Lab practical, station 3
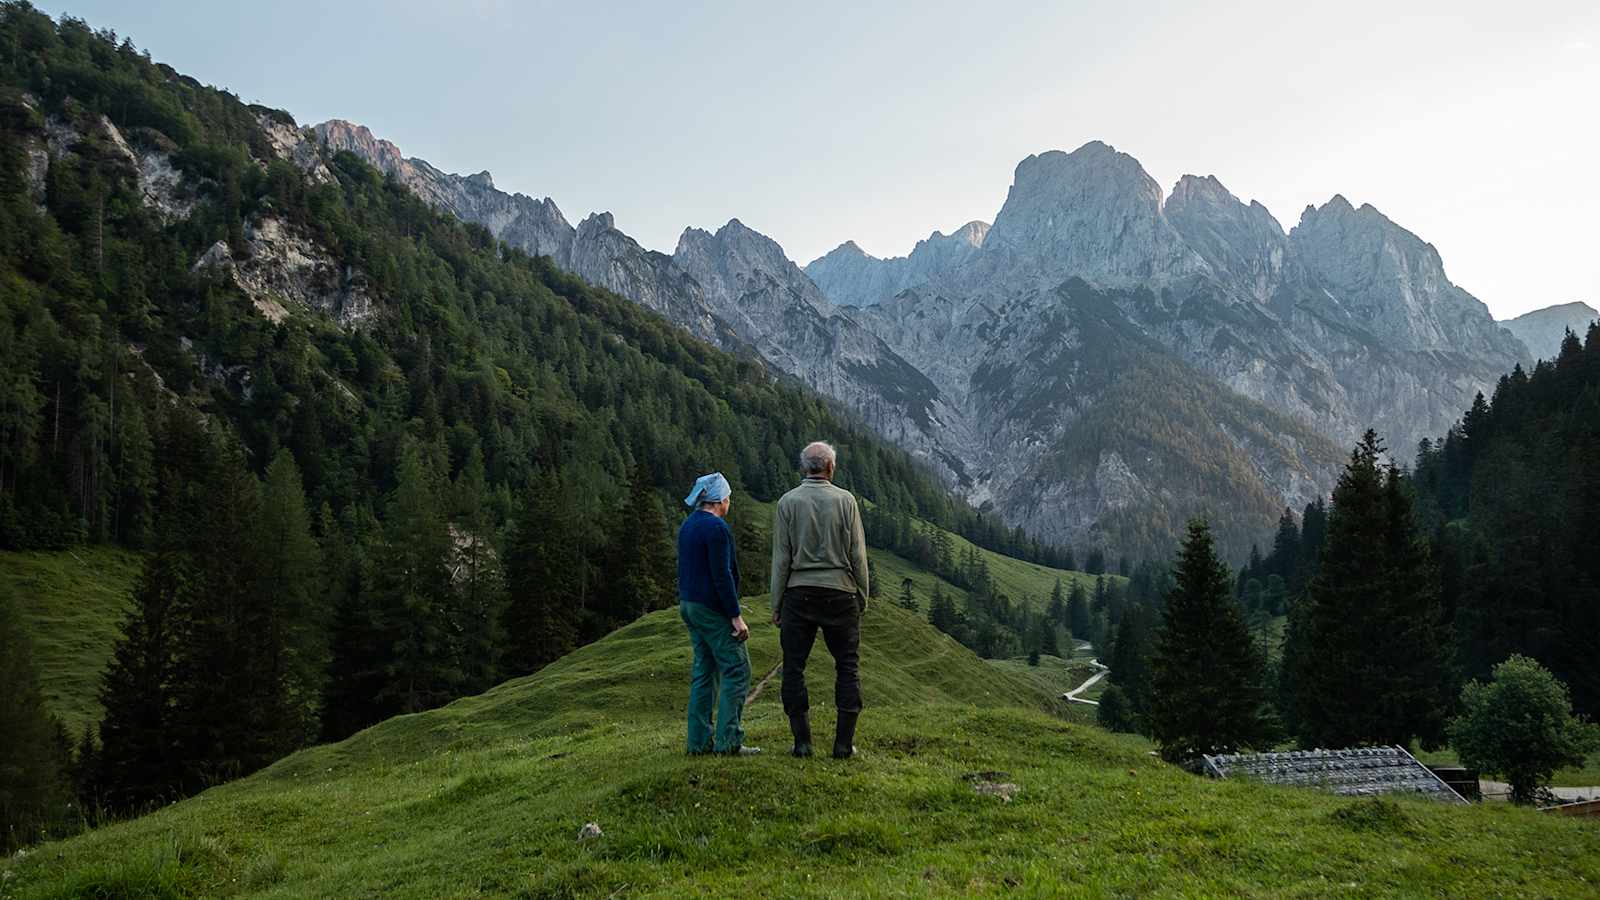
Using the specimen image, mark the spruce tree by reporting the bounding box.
[927,583,956,634]
[95,550,189,809]
[1149,519,1272,762]
[1294,431,1451,748]
[1067,582,1091,644]
[369,444,460,715]
[321,560,388,741]
[502,474,585,676]
[1046,578,1066,626]
[898,578,918,611]
[0,594,70,850]
[603,463,674,628]
[1109,603,1155,727]
[1270,508,1300,581]
[1295,498,1328,595]
[254,450,326,747]
[96,408,214,808]
[1097,684,1137,733]
[1040,617,1061,657]
[168,441,282,790]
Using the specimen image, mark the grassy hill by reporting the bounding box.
[8,602,1598,898]
[1,548,142,735]
[2,493,1102,742]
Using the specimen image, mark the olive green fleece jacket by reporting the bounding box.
[769,476,871,616]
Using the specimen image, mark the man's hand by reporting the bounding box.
[771,610,781,627]
[730,615,750,642]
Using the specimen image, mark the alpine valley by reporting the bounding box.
[317,124,1545,558]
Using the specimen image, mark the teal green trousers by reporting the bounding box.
[679,601,750,753]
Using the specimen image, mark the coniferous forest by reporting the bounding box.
[0,4,1071,844]
[1101,329,1600,761]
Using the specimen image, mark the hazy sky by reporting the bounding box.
[41,0,1598,318]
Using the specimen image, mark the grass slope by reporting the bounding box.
[4,495,1094,742]
[8,603,1598,898]
[1,547,142,734]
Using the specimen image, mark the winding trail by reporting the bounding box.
[1063,642,1109,706]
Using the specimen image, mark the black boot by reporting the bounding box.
[832,710,859,759]
[789,711,813,757]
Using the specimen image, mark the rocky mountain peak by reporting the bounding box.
[578,211,617,234]
[1167,173,1233,207]
[1290,196,1522,358]
[908,220,988,264]
[1164,174,1291,303]
[315,119,407,176]
[675,219,831,315]
[827,239,870,259]
[804,219,992,308]
[983,141,1206,286]
[465,170,494,190]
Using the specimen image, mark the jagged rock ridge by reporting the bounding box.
[303,129,1533,559]
[805,220,989,308]
[312,124,958,474]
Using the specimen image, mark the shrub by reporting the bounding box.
[1447,655,1600,804]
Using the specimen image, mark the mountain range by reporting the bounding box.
[312,124,1552,558]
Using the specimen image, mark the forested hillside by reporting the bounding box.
[1413,327,1600,715]
[0,3,1071,843]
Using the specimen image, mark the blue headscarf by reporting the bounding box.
[684,472,731,508]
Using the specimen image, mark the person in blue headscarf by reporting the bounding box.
[676,472,760,755]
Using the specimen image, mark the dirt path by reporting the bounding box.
[1063,644,1109,706]
[1064,662,1109,705]
[745,663,782,706]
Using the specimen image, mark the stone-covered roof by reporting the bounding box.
[1202,746,1467,803]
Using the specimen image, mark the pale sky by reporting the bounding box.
[42,0,1599,319]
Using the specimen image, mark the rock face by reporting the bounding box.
[980,142,1207,286]
[1499,301,1598,361]
[193,218,375,328]
[316,122,957,475]
[308,125,1534,559]
[315,119,574,265]
[1164,174,1293,305]
[1288,196,1523,358]
[566,212,725,345]
[673,220,958,469]
[831,143,1526,556]
[804,220,988,308]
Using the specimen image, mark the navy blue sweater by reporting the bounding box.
[677,510,741,619]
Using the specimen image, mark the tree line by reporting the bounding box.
[1099,325,1600,778]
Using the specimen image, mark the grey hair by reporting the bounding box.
[799,441,837,475]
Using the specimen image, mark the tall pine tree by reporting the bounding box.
[254,450,326,748]
[502,473,586,676]
[1294,430,1451,748]
[369,444,460,715]
[1149,519,1272,762]
[0,594,71,850]
[602,463,675,629]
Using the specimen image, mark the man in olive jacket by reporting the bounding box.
[770,441,869,759]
